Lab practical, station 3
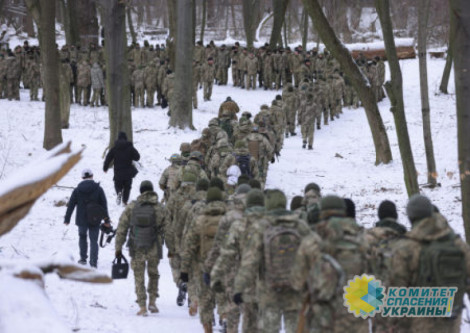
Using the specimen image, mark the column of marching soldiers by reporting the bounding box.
[0,39,386,136]
[154,92,470,333]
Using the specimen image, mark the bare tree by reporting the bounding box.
[26,0,63,150]
[302,0,393,165]
[439,3,454,94]
[269,0,289,49]
[417,0,437,187]
[242,0,261,49]
[376,0,419,196]
[451,0,470,243]
[127,4,137,44]
[61,0,79,46]
[170,0,194,129]
[200,0,207,41]
[75,0,99,47]
[99,0,132,145]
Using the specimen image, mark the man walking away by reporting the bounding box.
[104,131,140,205]
[64,168,110,268]
[115,181,166,316]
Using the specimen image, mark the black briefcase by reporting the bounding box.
[112,255,129,279]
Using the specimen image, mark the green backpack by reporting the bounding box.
[263,220,302,290]
[220,119,233,139]
[417,233,467,314]
[130,202,157,250]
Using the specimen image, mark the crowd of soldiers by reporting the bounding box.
[152,90,469,333]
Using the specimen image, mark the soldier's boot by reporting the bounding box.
[285,132,289,138]
[116,192,122,205]
[203,323,213,333]
[136,306,148,316]
[290,132,297,136]
[148,301,159,313]
[189,299,198,316]
[308,145,313,150]
[221,318,228,333]
[302,141,306,149]
[176,281,187,306]
[317,123,321,130]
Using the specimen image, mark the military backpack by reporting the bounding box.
[220,119,233,139]
[235,153,252,178]
[199,212,224,259]
[130,202,157,250]
[263,220,302,290]
[416,232,467,315]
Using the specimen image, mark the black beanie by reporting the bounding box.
[248,179,261,189]
[237,175,250,185]
[290,196,304,211]
[344,198,356,219]
[196,178,209,192]
[209,177,225,191]
[118,131,128,140]
[378,200,398,220]
[140,180,154,193]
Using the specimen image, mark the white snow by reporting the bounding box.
[0,55,468,332]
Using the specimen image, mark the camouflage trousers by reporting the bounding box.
[217,67,228,85]
[263,70,272,89]
[246,74,257,90]
[131,250,160,307]
[6,78,19,100]
[134,86,145,107]
[322,107,329,125]
[301,123,314,146]
[203,81,213,100]
[287,108,297,134]
[188,261,201,306]
[192,84,198,109]
[30,81,39,101]
[77,85,88,105]
[333,99,342,118]
[241,302,258,333]
[232,67,240,87]
[198,271,216,326]
[91,88,102,106]
[260,306,299,333]
[146,86,156,107]
[0,79,4,98]
[293,72,301,88]
[170,255,181,285]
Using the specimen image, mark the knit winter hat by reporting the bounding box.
[265,189,287,211]
[304,182,321,195]
[246,189,265,208]
[406,194,433,224]
[81,168,93,179]
[290,196,304,211]
[182,172,197,183]
[248,179,261,189]
[378,200,398,220]
[344,198,356,219]
[206,187,223,203]
[236,184,252,195]
[320,195,346,213]
[118,131,127,140]
[209,177,225,191]
[237,175,250,185]
[140,180,154,193]
[196,178,209,192]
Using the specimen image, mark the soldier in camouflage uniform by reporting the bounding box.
[190,128,211,159]
[90,62,105,107]
[263,51,273,90]
[162,69,175,113]
[293,195,370,332]
[204,185,250,332]
[230,47,240,87]
[6,51,21,100]
[298,92,318,150]
[270,96,286,154]
[233,190,312,333]
[331,72,345,120]
[156,59,168,105]
[115,181,165,316]
[192,60,201,109]
[245,52,259,90]
[375,56,386,101]
[158,154,182,203]
[203,57,215,101]
[233,117,252,143]
[219,140,259,185]
[27,54,41,101]
[387,195,470,333]
[175,151,208,190]
[144,60,158,107]
[77,59,91,105]
[282,83,298,137]
[218,96,240,120]
[208,138,234,182]
[216,44,230,85]
[243,125,274,186]
[180,187,227,333]
[132,65,145,108]
[317,73,331,126]
[211,189,265,333]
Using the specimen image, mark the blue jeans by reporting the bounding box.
[78,225,100,267]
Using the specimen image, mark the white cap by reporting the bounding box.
[81,168,93,179]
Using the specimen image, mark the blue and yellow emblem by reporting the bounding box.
[343,274,384,319]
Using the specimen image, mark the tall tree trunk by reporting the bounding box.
[207,0,215,28]
[99,0,132,145]
[451,0,470,243]
[440,4,455,94]
[269,0,289,49]
[418,0,437,186]
[24,11,35,37]
[303,0,393,165]
[63,0,79,46]
[230,0,237,36]
[200,0,206,42]
[37,0,63,149]
[76,0,99,48]
[301,8,308,50]
[170,0,194,129]
[167,0,177,69]
[127,5,137,45]
[376,0,419,196]
[242,0,260,49]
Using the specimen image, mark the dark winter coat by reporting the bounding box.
[64,180,109,226]
[103,139,141,181]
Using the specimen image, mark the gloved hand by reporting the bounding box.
[233,293,243,305]
[180,272,189,283]
[115,250,122,258]
[203,272,210,286]
[212,280,224,293]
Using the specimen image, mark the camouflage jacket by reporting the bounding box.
[244,56,259,75]
[90,63,104,89]
[144,63,158,89]
[180,201,227,273]
[202,63,215,82]
[219,148,259,181]
[298,97,319,125]
[77,61,91,87]
[158,164,180,192]
[115,191,166,257]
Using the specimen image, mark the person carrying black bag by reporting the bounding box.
[115,180,165,316]
[64,168,110,268]
[103,131,141,206]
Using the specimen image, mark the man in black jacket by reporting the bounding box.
[103,131,141,205]
[64,168,109,268]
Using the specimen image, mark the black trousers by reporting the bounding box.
[114,179,132,204]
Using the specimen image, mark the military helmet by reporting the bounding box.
[209,177,225,191]
[182,172,197,183]
[406,194,433,224]
[320,195,346,220]
[202,128,210,138]
[216,138,230,149]
[260,104,269,111]
[140,180,154,193]
[206,187,223,203]
[234,140,247,149]
[170,153,181,162]
[290,196,304,211]
[246,189,265,208]
[265,189,287,211]
[236,184,252,195]
[196,178,209,191]
[180,142,191,153]
[190,151,203,160]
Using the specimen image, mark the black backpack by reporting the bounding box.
[235,154,252,178]
[85,199,107,227]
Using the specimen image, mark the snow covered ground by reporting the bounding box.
[0,57,468,332]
